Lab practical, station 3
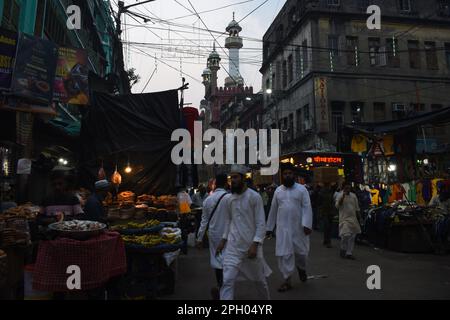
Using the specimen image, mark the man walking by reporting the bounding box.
[192,184,208,208]
[267,163,313,292]
[216,165,271,300]
[318,182,336,248]
[336,184,361,260]
[196,173,229,299]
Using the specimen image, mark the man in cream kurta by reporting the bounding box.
[196,173,229,294]
[216,165,272,300]
[335,184,361,260]
[267,163,313,292]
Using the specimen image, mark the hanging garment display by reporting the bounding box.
[416,181,426,206]
[351,134,368,153]
[408,181,417,202]
[431,178,444,197]
[422,180,432,203]
[382,135,395,156]
[370,188,382,206]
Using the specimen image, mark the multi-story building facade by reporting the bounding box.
[1,0,116,78]
[261,0,450,156]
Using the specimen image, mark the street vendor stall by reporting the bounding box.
[339,108,450,254]
[0,203,38,299]
[361,201,449,254]
[32,229,126,296]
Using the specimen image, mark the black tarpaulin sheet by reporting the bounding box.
[79,89,180,195]
[343,107,450,134]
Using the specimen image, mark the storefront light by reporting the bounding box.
[388,164,397,172]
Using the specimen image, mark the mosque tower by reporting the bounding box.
[224,13,244,88]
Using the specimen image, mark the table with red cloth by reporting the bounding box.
[32,231,126,292]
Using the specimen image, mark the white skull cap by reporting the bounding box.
[230,164,249,175]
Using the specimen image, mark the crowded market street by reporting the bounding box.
[170,232,450,300]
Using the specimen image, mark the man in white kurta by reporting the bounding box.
[335,184,361,260]
[267,163,313,291]
[196,174,229,291]
[216,165,272,300]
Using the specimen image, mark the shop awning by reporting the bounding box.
[343,107,450,135]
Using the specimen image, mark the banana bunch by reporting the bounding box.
[122,234,163,247]
[161,233,180,244]
[161,227,181,244]
[114,219,160,230]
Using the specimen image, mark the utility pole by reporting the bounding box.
[115,0,156,94]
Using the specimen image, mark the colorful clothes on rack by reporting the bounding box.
[416,182,426,206]
[422,180,432,203]
[408,181,416,202]
[432,178,444,197]
[382,135,395,156]
[370,189,382,206]
[351,135,368,153]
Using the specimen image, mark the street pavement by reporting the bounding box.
[168,232,450,300]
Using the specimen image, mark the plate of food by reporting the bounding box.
[35,81,50,93]
[48,220,106,240]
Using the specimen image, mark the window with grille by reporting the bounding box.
[373,103,386,121]
[351,102,363,123]
[295,47,302,79]
[302,40,308,70]
[276,25,284,43]
[399,0,412,12]
[328,35,339,57]
[386,38,400,68]
[408,40,421,69]
[296,108,302,136]
[282,60,287,88]
[288,114,294,141]
[369,38,380,66]
[304,104,310,123]
[438,0,450,16]
[288,55,293,84]
[425,41,438,70]
[331,102,344,133]
[346,36,358,66]
[275,61,281,90]
[446,43,450,70]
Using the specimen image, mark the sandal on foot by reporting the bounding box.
[277,282,293,292]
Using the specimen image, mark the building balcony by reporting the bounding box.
[225,37,243,49]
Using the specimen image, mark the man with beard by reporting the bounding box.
[196,173,229,299]
[267,163,313,292]
[216,165,271,300]
[336,184,361,260]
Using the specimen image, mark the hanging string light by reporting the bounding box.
[125,154,132,174]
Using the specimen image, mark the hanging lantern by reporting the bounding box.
[124,155,132,174]
[98,160,106,180]
[111,165,122,185]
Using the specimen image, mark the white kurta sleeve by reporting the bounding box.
[253,193,267,244]
[354,194,360,212]
[335,193,344,209]
[301,187,313,229]
[266,191,278,232]
[222,196,231,240]
[196,199,211,242]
